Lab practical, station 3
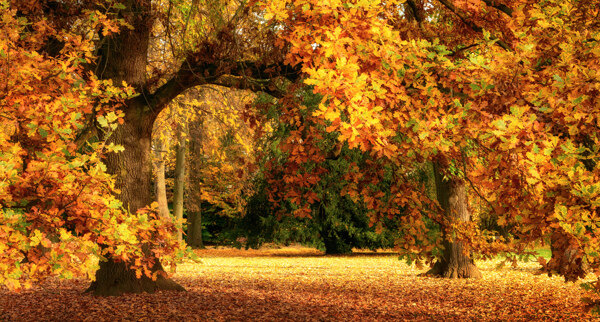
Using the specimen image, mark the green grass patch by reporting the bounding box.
[533,247,552,259]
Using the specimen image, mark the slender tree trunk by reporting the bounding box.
[185,127,204,248]
[154,139,171,220]
[172,134,186,241]
[425,162,482,278]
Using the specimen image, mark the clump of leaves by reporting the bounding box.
[0,2,186,290]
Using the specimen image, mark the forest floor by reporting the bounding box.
[0,245,597,321]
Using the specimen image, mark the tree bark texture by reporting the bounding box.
[95,0,152,89]
[86,255,184,296]
[172,135,186,242]
[87,1,185,296]
[187,211,204,248]
[154,139,171,220]
[185,127,204,248]
[425,162,482,278]
[546,230,588,281]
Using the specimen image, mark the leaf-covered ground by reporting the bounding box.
[1,246,596,321]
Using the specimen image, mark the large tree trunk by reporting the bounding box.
[545,230,588,281]
[87,1,184,295]
[86,108,185,295]
[88,255,184,296]
[172,135,186,241]
[425,162,482,278]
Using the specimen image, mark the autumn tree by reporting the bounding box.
[177,87,256,248]
[3,0,299,296]
[262,0,599,286]
[0,0,186,292]
[85,0,298,295]
[262,0,488,278]
[4,0,599,304]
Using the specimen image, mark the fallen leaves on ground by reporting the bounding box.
[0,245,596,321]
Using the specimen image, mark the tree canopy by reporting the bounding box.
[1,0,599,305]
[259,0,599,288]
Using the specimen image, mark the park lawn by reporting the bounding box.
[0,245,596,321]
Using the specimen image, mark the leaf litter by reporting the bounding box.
[0,245,595,321]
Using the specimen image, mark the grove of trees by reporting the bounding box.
[1,0,599,312]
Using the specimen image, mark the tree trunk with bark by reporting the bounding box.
[172,135,187,241]
[154,139,171,220]
[185,127,204,248]
[187,210,204,248]
[425,162,482,278]
[86,1,185,295]
[86,108,185,295]
[87,255,184,296]
[545,230,588,281]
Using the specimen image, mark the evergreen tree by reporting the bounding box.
[240,88,401,254]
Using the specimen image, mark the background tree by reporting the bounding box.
[241,87,410,254]
[263,0,484,277]
[182,86,257,247]
[262,0,599,284]
[152,85,257,248]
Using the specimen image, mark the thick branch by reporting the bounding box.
[144,58,301,118]
[144,63,217,116]
[482,0,513,17]
[448,42,481,57]
[405,0,423,23]
[211,75,288,98]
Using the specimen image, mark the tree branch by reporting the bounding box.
[436,0,513,52]
[144,58,301,118]
[211,75,289,98]
[482,0,513,17]
[405,0,423,23]
[460,153,498,214]
[448,42,481,57]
